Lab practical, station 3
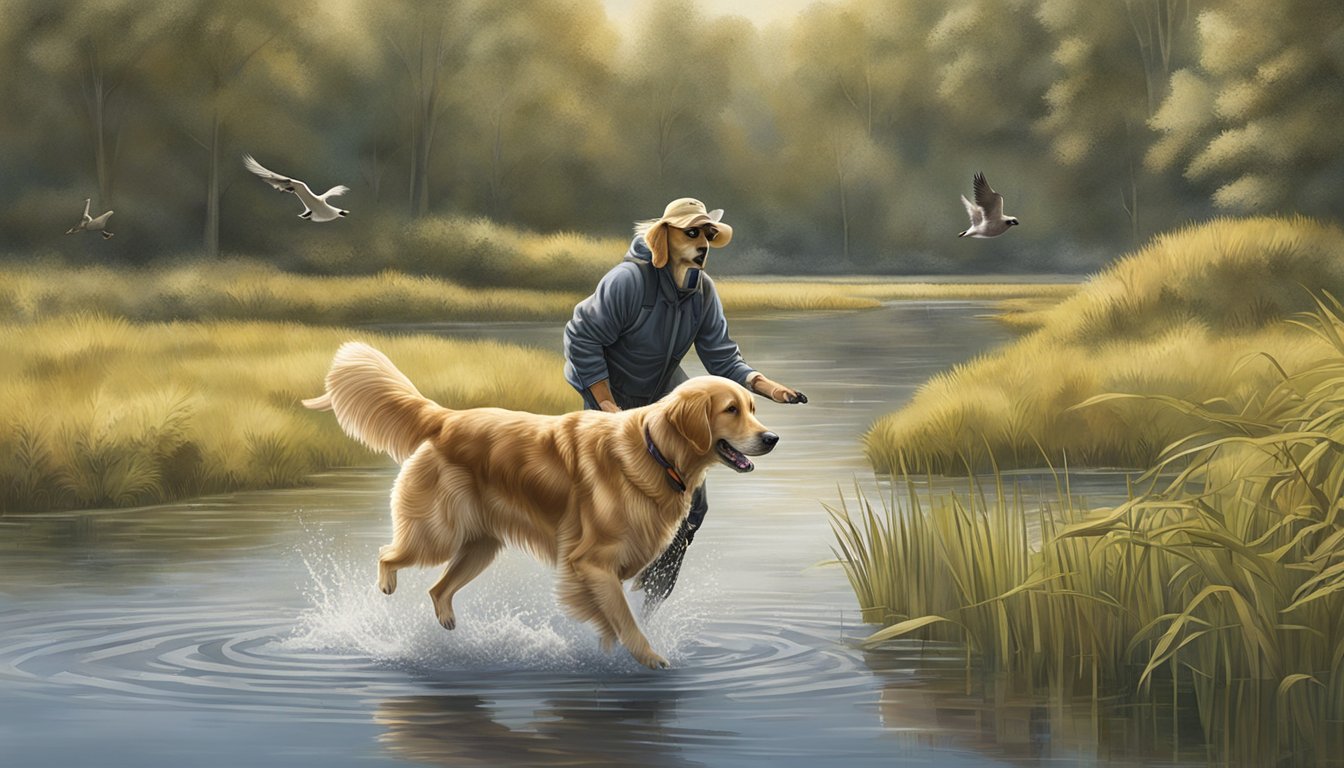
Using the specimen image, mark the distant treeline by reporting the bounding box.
[1,0,1340,275]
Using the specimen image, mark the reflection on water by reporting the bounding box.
[866,645,1208,767]
[0,301,1228,767]
[376,691,709,768]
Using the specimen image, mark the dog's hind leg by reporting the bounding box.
[428,537,500,630]
[378,444,443,595]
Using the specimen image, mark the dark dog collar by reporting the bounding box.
[645,426,687,493]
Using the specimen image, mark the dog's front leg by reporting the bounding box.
[561,558,668,670]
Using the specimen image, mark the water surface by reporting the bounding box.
[2,301,1184,767]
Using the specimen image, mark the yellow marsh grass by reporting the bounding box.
[0,315,580,513]
[867,216,1344,473]
[833,298,1344,762]
[0,261,1075,325]
[716,281,1074,314]
[0,261,582,324]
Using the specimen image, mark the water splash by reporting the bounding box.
[281,531,716,675]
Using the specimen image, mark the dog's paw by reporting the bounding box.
[436,610,456,630]
[378,569,397,595]
[637,650,670,670]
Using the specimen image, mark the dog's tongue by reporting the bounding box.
[717,440,754,472]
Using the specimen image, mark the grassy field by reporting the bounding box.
[832,302,1344,761]
[0,246,1073,515]
[0,315,580,514]
[0,259,1074,324]
[865,216,1344,474]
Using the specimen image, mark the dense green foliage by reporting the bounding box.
[2,0,1340,274]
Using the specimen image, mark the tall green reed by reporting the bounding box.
[833,294,1344,762]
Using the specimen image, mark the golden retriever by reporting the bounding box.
[303,342,778,669]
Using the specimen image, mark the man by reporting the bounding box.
[563,197,807,610]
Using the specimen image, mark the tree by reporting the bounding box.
[1036,0,1198,241]
[1149,0,1344,215]
[369,0,468,218]
[137,1,308,256]
[442,0,618,226]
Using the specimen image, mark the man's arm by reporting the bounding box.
[588,379,620,412]
[564,263,642,409]
[696,280,807,404]
[747,372,808,404]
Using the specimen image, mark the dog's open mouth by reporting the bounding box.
[693,254,706,266]
[716,439,753,472]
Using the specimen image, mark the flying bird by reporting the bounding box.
[243,154,349,222]
[958,172,1019,238]
[65,198,114,239]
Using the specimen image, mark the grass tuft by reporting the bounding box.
[0,315,579,514]
[866,216,1344,474]
[834,294,1344,762]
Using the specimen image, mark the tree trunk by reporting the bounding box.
[204,109,221,258]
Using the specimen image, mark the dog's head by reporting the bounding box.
[640,199,733,288]
[645,221,726,274]
[662,376,778,473]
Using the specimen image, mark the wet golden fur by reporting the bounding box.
[303,342,775,668]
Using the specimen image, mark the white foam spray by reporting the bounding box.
[281,530,718,674]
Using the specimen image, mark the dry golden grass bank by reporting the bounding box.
[0,259,1075,325]
[832,297,1344,762]
[866,216,1344,473]
[0,315,579,513]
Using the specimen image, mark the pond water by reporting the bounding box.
[0,301,1197,767]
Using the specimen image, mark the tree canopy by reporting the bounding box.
[1,0,1339,273]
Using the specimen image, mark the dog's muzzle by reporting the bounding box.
[717,432,779,473]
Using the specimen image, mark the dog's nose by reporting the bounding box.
[761,432,779,451]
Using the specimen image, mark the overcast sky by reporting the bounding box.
[601,0,823,29]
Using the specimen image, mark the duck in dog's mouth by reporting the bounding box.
[717,439,754,472]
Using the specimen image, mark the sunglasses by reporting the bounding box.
[680,225,719,241]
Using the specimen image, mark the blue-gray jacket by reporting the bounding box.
[564,236,756,408]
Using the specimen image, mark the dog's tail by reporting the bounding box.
[303,342,445,462]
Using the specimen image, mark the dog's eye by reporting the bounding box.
[683,227,700,239]
[725,405,739,414]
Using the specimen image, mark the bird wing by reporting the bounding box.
[973,172,1004,220]
[89,211,113,228]
[961,194,983,226]
[244,154,324,206]
[81,198,92,223]
[320,185,350,199]
[243,154,302,193]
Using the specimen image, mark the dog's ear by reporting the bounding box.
[666,389,713,455]
[646,222,669,269]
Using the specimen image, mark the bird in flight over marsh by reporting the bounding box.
[243,154,349,222]
[958,172,1019,238]
[65,198,114,239]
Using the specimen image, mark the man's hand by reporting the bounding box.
[749,374,808,404]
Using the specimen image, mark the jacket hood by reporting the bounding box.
[623,235,652,264]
